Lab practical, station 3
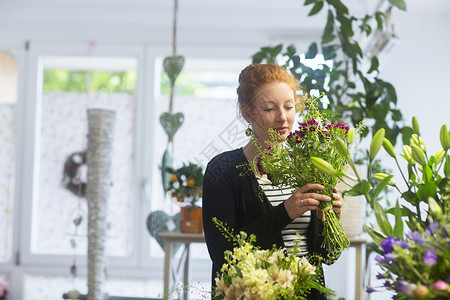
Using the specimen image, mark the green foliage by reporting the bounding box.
[43,70,137,93]
[251,1,411,146]
[343,117,450,244]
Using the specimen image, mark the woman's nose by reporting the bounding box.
[277,109,288,121]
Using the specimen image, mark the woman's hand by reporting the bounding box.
[283,183,332,220]
[317,186,343,221]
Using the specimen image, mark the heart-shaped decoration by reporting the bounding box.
[159,112,185,142]
[146,210,181,254]
[163,55,185,86]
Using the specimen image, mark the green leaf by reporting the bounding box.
[363,224,386,245]
[388,0,407,11]
[328,0,349,15]
[401,126,415,145]
[422,164,433,182]
[308,1,324,16]
[402,190,419,205]
[285,44,297,58]
[373,201,392,236]
[321,44,337,60]
[304,0,316,5]
[368,56,379,74]
[392,200,403,238]
[418,181,437,201]
[375,12,384,31]
[305,42,318,59]
[372,174,393,199]
[322,11,336,44]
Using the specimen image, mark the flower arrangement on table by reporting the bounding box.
[212,218,334,300]
[339,116,450,299]
[166,162,204,208]
[256,96,363,251]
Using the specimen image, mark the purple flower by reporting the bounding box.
[396,279,416,297]
[381,236,400,254]
[376,273,385,280]
[425,222,439,235]
[366,285,376,294]
[423,250,437,266]
[375,253,397,264]
[406,231,425,245]
[309,126,316,132]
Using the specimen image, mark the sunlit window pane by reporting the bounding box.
[31,56,137,257]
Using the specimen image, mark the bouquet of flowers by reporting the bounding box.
[213,218,334,300]
[256,96,362,250]
[369,211,450,299]
[166,162,203,207]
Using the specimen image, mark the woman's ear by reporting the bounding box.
[241,104,253,124]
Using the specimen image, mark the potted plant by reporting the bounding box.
[166,162,204,233]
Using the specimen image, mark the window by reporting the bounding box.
[30,56,137,257]
[0,50,17,264]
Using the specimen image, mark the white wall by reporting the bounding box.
[382,1,450,151]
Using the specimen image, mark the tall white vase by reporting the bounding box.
[337,164,367,238]
[86,109,116,300]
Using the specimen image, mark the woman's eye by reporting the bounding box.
[264,108,274,112]
[285,106,294,110]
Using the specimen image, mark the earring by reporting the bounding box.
[245,124,253,137]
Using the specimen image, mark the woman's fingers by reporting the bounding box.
[296,183,325,193]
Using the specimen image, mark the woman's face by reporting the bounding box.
[244,81,297,144]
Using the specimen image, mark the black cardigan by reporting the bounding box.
[202,148,337,299]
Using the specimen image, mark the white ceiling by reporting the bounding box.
[0,0,449,49]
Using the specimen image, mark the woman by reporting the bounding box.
[202,63,342,299]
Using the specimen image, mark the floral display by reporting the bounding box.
[212,218,334,300]
[256,96,362,250]
[369,215,450,299]
[339,116,450,299]
[166,162,204,207]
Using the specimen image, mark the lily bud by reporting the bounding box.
[427,197,442,218]
[311,156,337,176]
[374,173,395,186]
[412,116,420,135]
[336,138,348,157]
[369,128,385,161]
[411,134,420,148]
[346,127,355,144]
[403,145,416,164]
[434,148,445,164]
[419,137,426,152]
[411,144,427,166]
[382,138,396,158]
[440,124,450,150]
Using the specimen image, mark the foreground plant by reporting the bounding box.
[338,117,450,298]
[212,218,334,300]
[369,210,450,299]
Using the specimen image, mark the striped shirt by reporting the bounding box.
[257,176,310,256]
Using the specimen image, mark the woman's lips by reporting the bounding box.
[275,127,289,134]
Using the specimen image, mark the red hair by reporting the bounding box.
[237,63,302,112]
